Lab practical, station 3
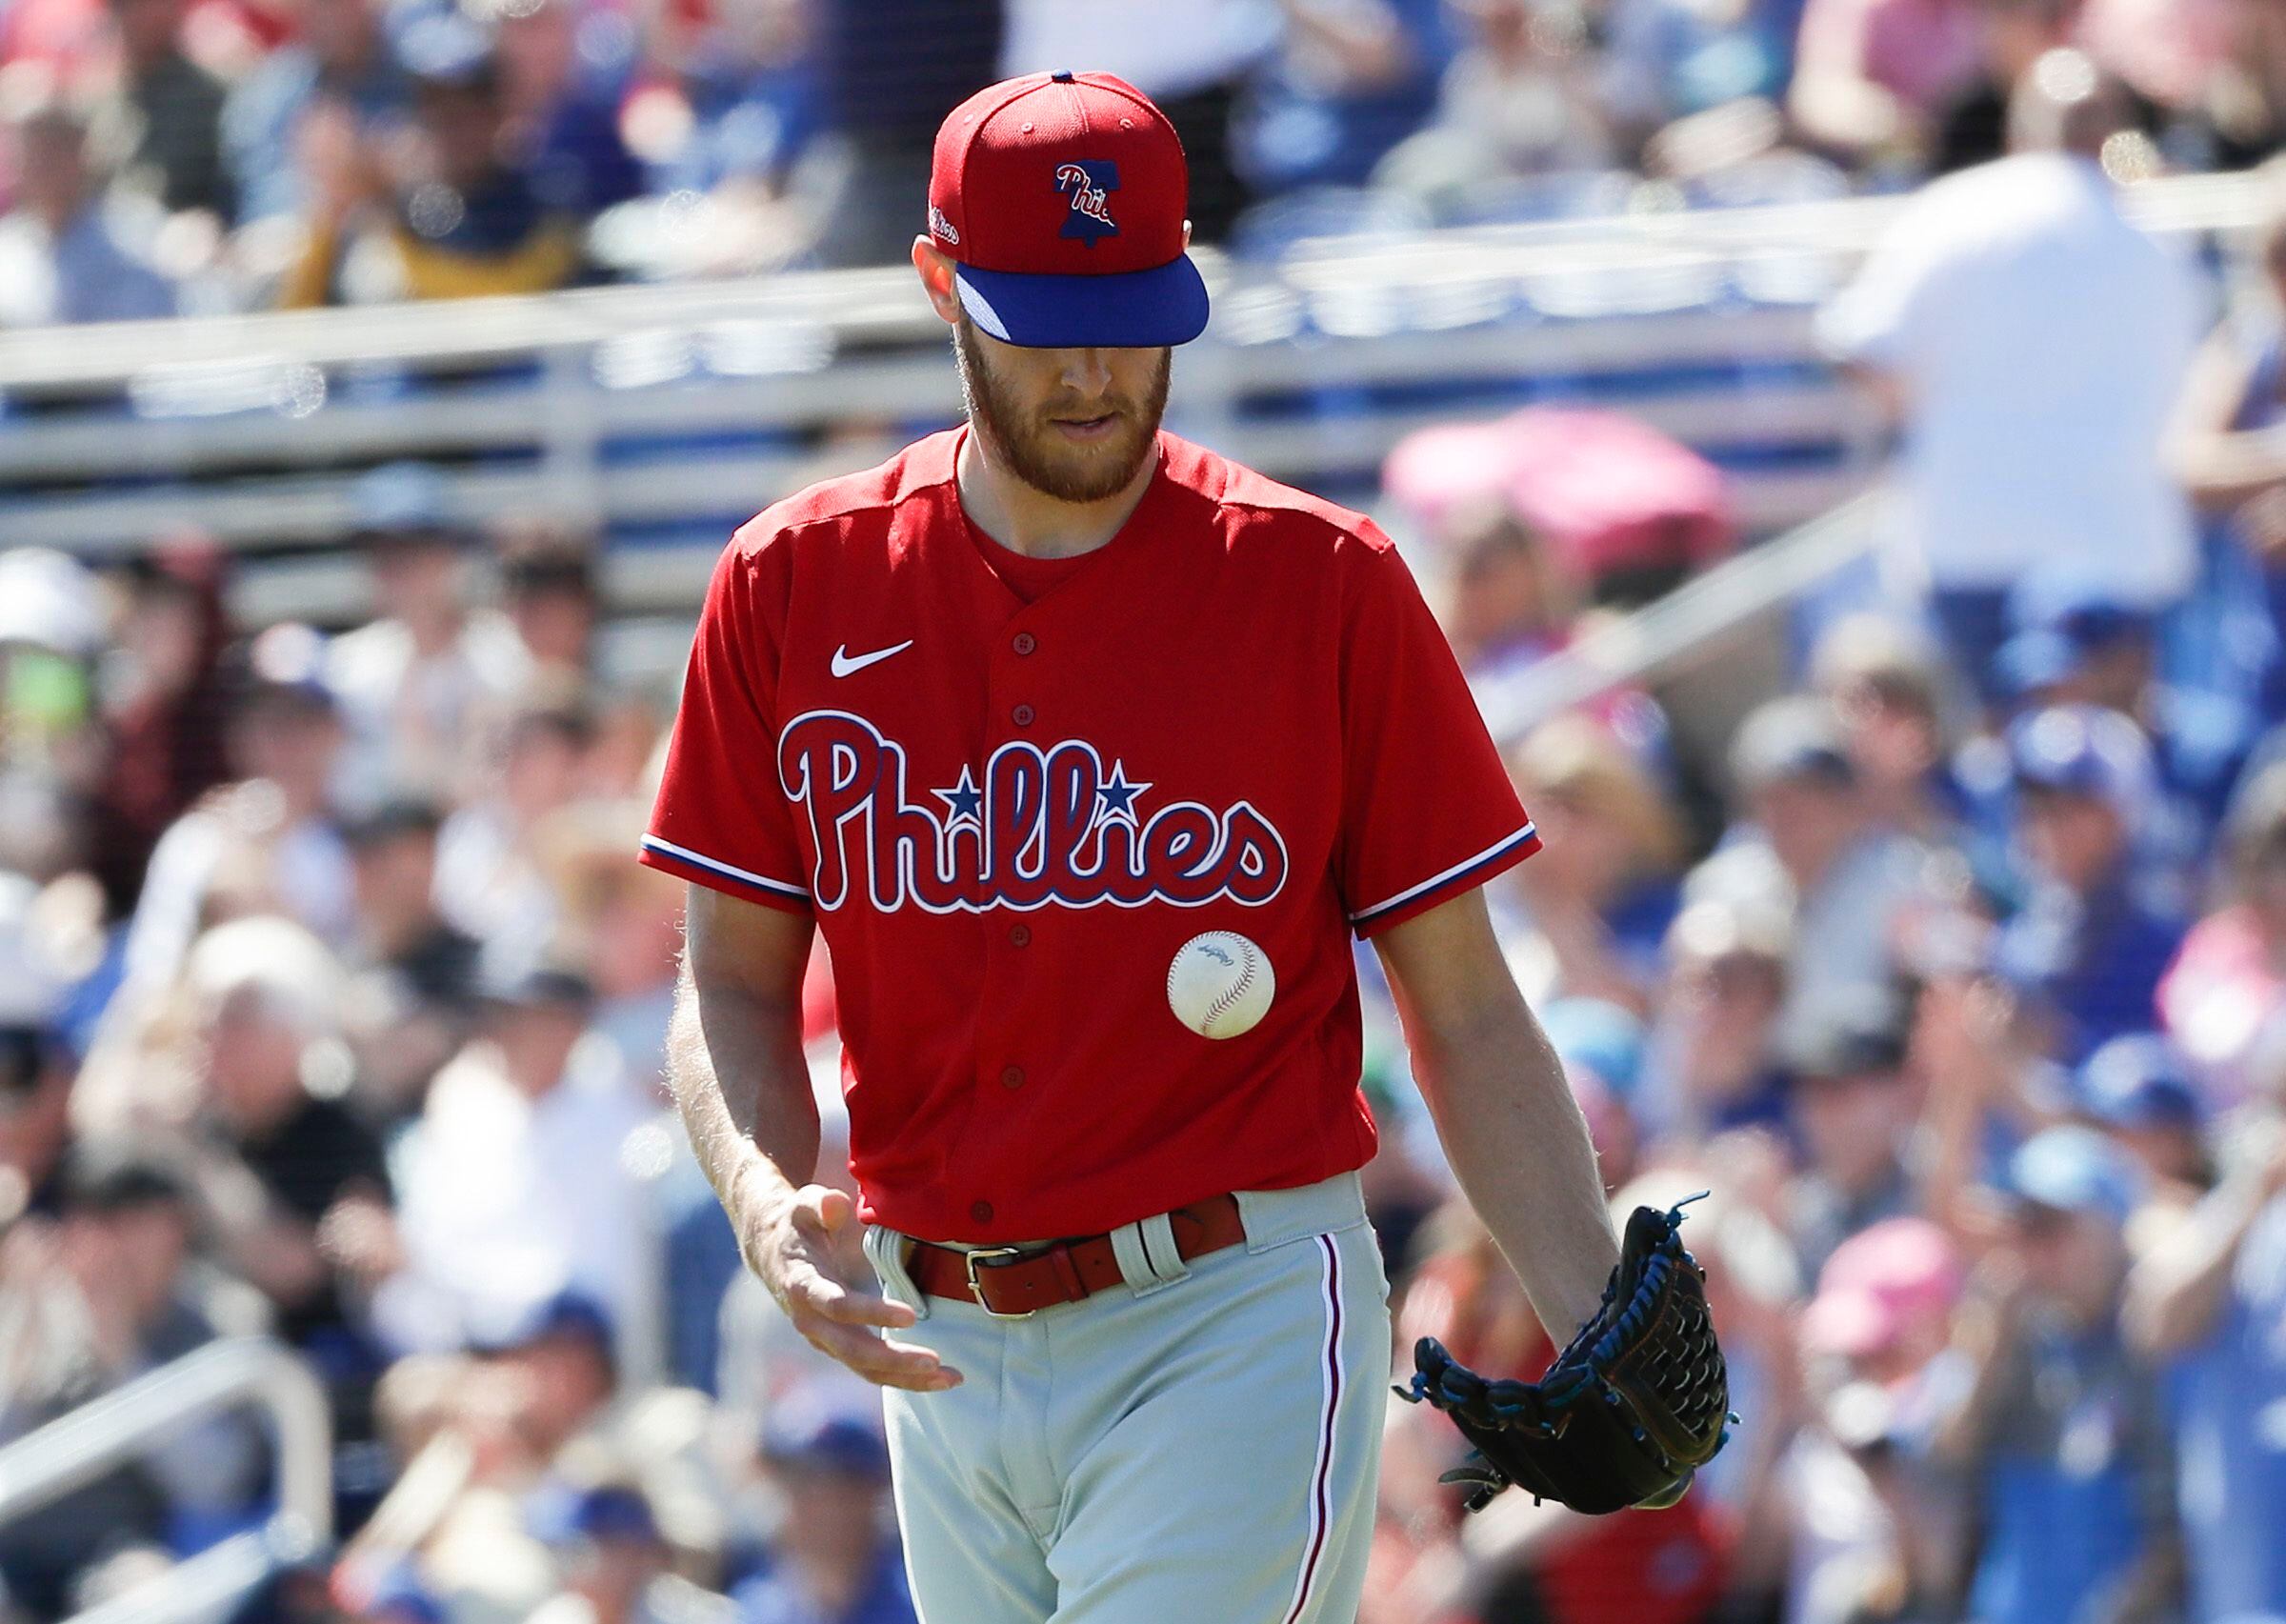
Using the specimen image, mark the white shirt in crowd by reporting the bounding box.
[121,787,356,996]
[1819,152,2201,607]
[1781,1427,1905,1624]
[432,799,563,985]
[383,1031,664,1382]
[325,610,531,812]
[1685,831,1932,1061]
[996,0,1275,100]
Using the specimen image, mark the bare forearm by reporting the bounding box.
[217,1219,327,1305]
[1789,72,1913,156]
[665,964,819,1233]
[2096,1531,2185,1624]
[1410,992,1617,1340]
[2126,1165,2275,1356]
[2173,428,2286,509]
[189,1146,327,1301]
[1281,0,1411,84]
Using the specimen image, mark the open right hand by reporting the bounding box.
[744,1182,962,1393]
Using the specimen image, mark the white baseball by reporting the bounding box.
[1167,932,1274,1039]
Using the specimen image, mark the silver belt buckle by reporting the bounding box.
[963,1246,1032,1318]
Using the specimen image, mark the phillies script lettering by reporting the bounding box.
[1056,164,1116,230]
[778,711,1287,913]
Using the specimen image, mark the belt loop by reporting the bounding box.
[862,1223,929,1321]
[1106,1226,1179,1299]
[1140,1213,1189,1286]
[1110,1216,1186,1297]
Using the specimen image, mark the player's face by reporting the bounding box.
[953,317,1170,504]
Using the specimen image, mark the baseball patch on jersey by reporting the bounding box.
[778,709,1286,913]
[1054,160,1119,245]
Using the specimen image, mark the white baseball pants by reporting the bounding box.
[862,1173,1392,1624]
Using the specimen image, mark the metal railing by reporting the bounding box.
[1480,490,1892,742]
[0,169,2260,617]
[0,1338,333,1624]
[0,169,2263,698]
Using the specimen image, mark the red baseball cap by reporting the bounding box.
[927,71,1211,350]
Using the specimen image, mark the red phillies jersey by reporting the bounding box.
[641,429,1538,1241]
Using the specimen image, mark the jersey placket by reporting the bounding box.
[965,601,1052,1236]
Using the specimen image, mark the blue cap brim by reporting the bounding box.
[954,255,1210,349]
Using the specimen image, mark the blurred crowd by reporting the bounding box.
[0,451,971,1620]
[1337,114,2286,1620]
[10,0,2286,320]
[14,36,2286,1624]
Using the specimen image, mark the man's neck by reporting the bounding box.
[1781,819,1863,894]
[316,45,373,90]
[30,192,86,236]
[955,428,1156,561]
[1836,1157,1902,1209]
[219,1085,300,1141]
[263,773,327,826]
[369,908,439,960]
[401,607,464,657]
[789,1543,870,1616]
[507,1062,561,1100]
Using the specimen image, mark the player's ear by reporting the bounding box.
[912,237,962,327]
[1181,219,1193,251]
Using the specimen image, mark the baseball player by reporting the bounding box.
[643,70,1625,1624]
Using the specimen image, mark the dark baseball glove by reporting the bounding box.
[1394,1195,1734,1515]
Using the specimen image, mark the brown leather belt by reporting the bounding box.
[908,1194,1247,1317]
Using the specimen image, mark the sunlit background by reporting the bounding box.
[4,2,2286,1622]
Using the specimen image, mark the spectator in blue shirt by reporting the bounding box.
[732,1385,914,1624]
[2076,1033,2215,1213]
[525,1482,692,1624]
[1783,986,1923,1279]
[1600,0,1803,152]
[1639,897,1796,1148]
[0,1148,269,1614]
[1232,0,1456,197]
[278,14,585,307]
[1930,1126,2176,1624]
[494,0,644,220]
[813,0,998,266]
[0,88,177,327]
[646,0,822,198]
[2127,1112,2286,1624]
[1995,705,2189,1066]
[222,0,409,225]
[1993,582,2256,847]
[621,0,826,276]
[1502,713,1688,1012]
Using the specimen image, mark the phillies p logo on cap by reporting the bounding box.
[929,71,1210,350]
[1055,161,1119,244]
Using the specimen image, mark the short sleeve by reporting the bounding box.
[639,538,812,912]
[1815,195,1941,371]
[1336,536,1539,938]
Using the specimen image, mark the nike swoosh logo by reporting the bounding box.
[831,640,913,678]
